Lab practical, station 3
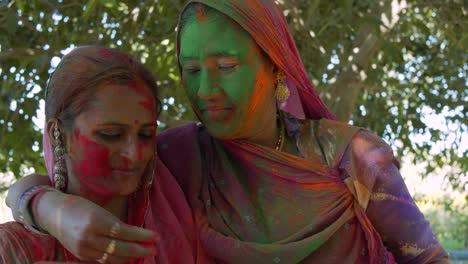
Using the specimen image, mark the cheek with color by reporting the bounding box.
[68,129,113,197]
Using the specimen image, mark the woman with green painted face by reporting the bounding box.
[6,0,448,263]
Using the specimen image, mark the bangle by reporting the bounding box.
[17,185,55,235]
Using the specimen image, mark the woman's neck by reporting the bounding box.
[241,105,279,149]
[247,117,279,149]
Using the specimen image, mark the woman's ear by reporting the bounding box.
[273,65,280,76]
[46,118,64,147]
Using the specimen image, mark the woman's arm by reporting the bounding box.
[5,173,49,222]
[5,174,159,262]
[342,131,449,264]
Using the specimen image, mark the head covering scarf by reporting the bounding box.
[171,1,397,263]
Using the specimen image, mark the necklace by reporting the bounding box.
[275,116,285,151]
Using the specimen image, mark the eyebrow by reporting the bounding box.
[180,51,239,62]
[209,51,238,57]
[96,122,157,128]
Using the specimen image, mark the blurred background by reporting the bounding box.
[0,0,466,261]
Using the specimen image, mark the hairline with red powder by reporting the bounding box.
[45,45,161,132]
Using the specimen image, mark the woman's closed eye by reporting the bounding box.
[184,65,201,75]
[218,63,238,72]
[96,129,155,142]
[97,130,123,140]
[139,130,156,140]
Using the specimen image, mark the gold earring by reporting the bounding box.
[53,123,67,191]
[275,71,290,102]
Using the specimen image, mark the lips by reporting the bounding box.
[111,167,140,177]
[202,107,232,121]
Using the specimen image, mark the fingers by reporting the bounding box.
[93,217,159,243]
[115,224,160,243]
[76,246,136,264]
[87,234,158,258]
[78,213,159,261]
[102,254,137,264]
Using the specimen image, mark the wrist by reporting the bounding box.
[6,173,51,221]
[18,185,55,235]
[34,189,66,235]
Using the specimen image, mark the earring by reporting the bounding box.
[53,123,67,191]
[275,71,290,102]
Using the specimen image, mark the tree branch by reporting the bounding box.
[322,0,408,121]
[0,48,52,61]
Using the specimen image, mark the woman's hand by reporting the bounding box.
[36,191,160,263]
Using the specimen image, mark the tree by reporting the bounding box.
[0,0,466,194]
[280,0,467,193]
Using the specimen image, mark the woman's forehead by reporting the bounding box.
[179,13,254,59]
[88,84,152,111]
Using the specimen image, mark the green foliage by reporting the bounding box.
[279,0,467,193]
[0,0,191,178]
[415,194,468,249]
[0,0,466,197]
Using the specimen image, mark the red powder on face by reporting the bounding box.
[69,128,113,199]
[128,80,156,120]
[139,101,155,117]
[197,8,205,22]
[138,142,144,161]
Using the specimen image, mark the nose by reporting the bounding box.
[198,68,221,99]
[120,137,140,165]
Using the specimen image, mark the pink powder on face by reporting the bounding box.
[139,100,155,117]
[69,128,113,199]
[138,142,144,161]
[128,80,157,120]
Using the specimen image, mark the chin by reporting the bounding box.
[119,184,141,196]
[204,123,236,140]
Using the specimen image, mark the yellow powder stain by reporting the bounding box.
[353,180,371,209]
[400,243,426,256]
[371,192,399,201]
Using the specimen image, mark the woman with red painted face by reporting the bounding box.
[7,1,448,263]
[0,46,197,263]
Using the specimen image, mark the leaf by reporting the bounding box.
[83,0,99,22]
[414,19,431,36]
[4,11,18,34]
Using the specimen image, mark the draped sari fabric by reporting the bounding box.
[158,120,448,264]
[170,2,448,263]
[158,121,383,263]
